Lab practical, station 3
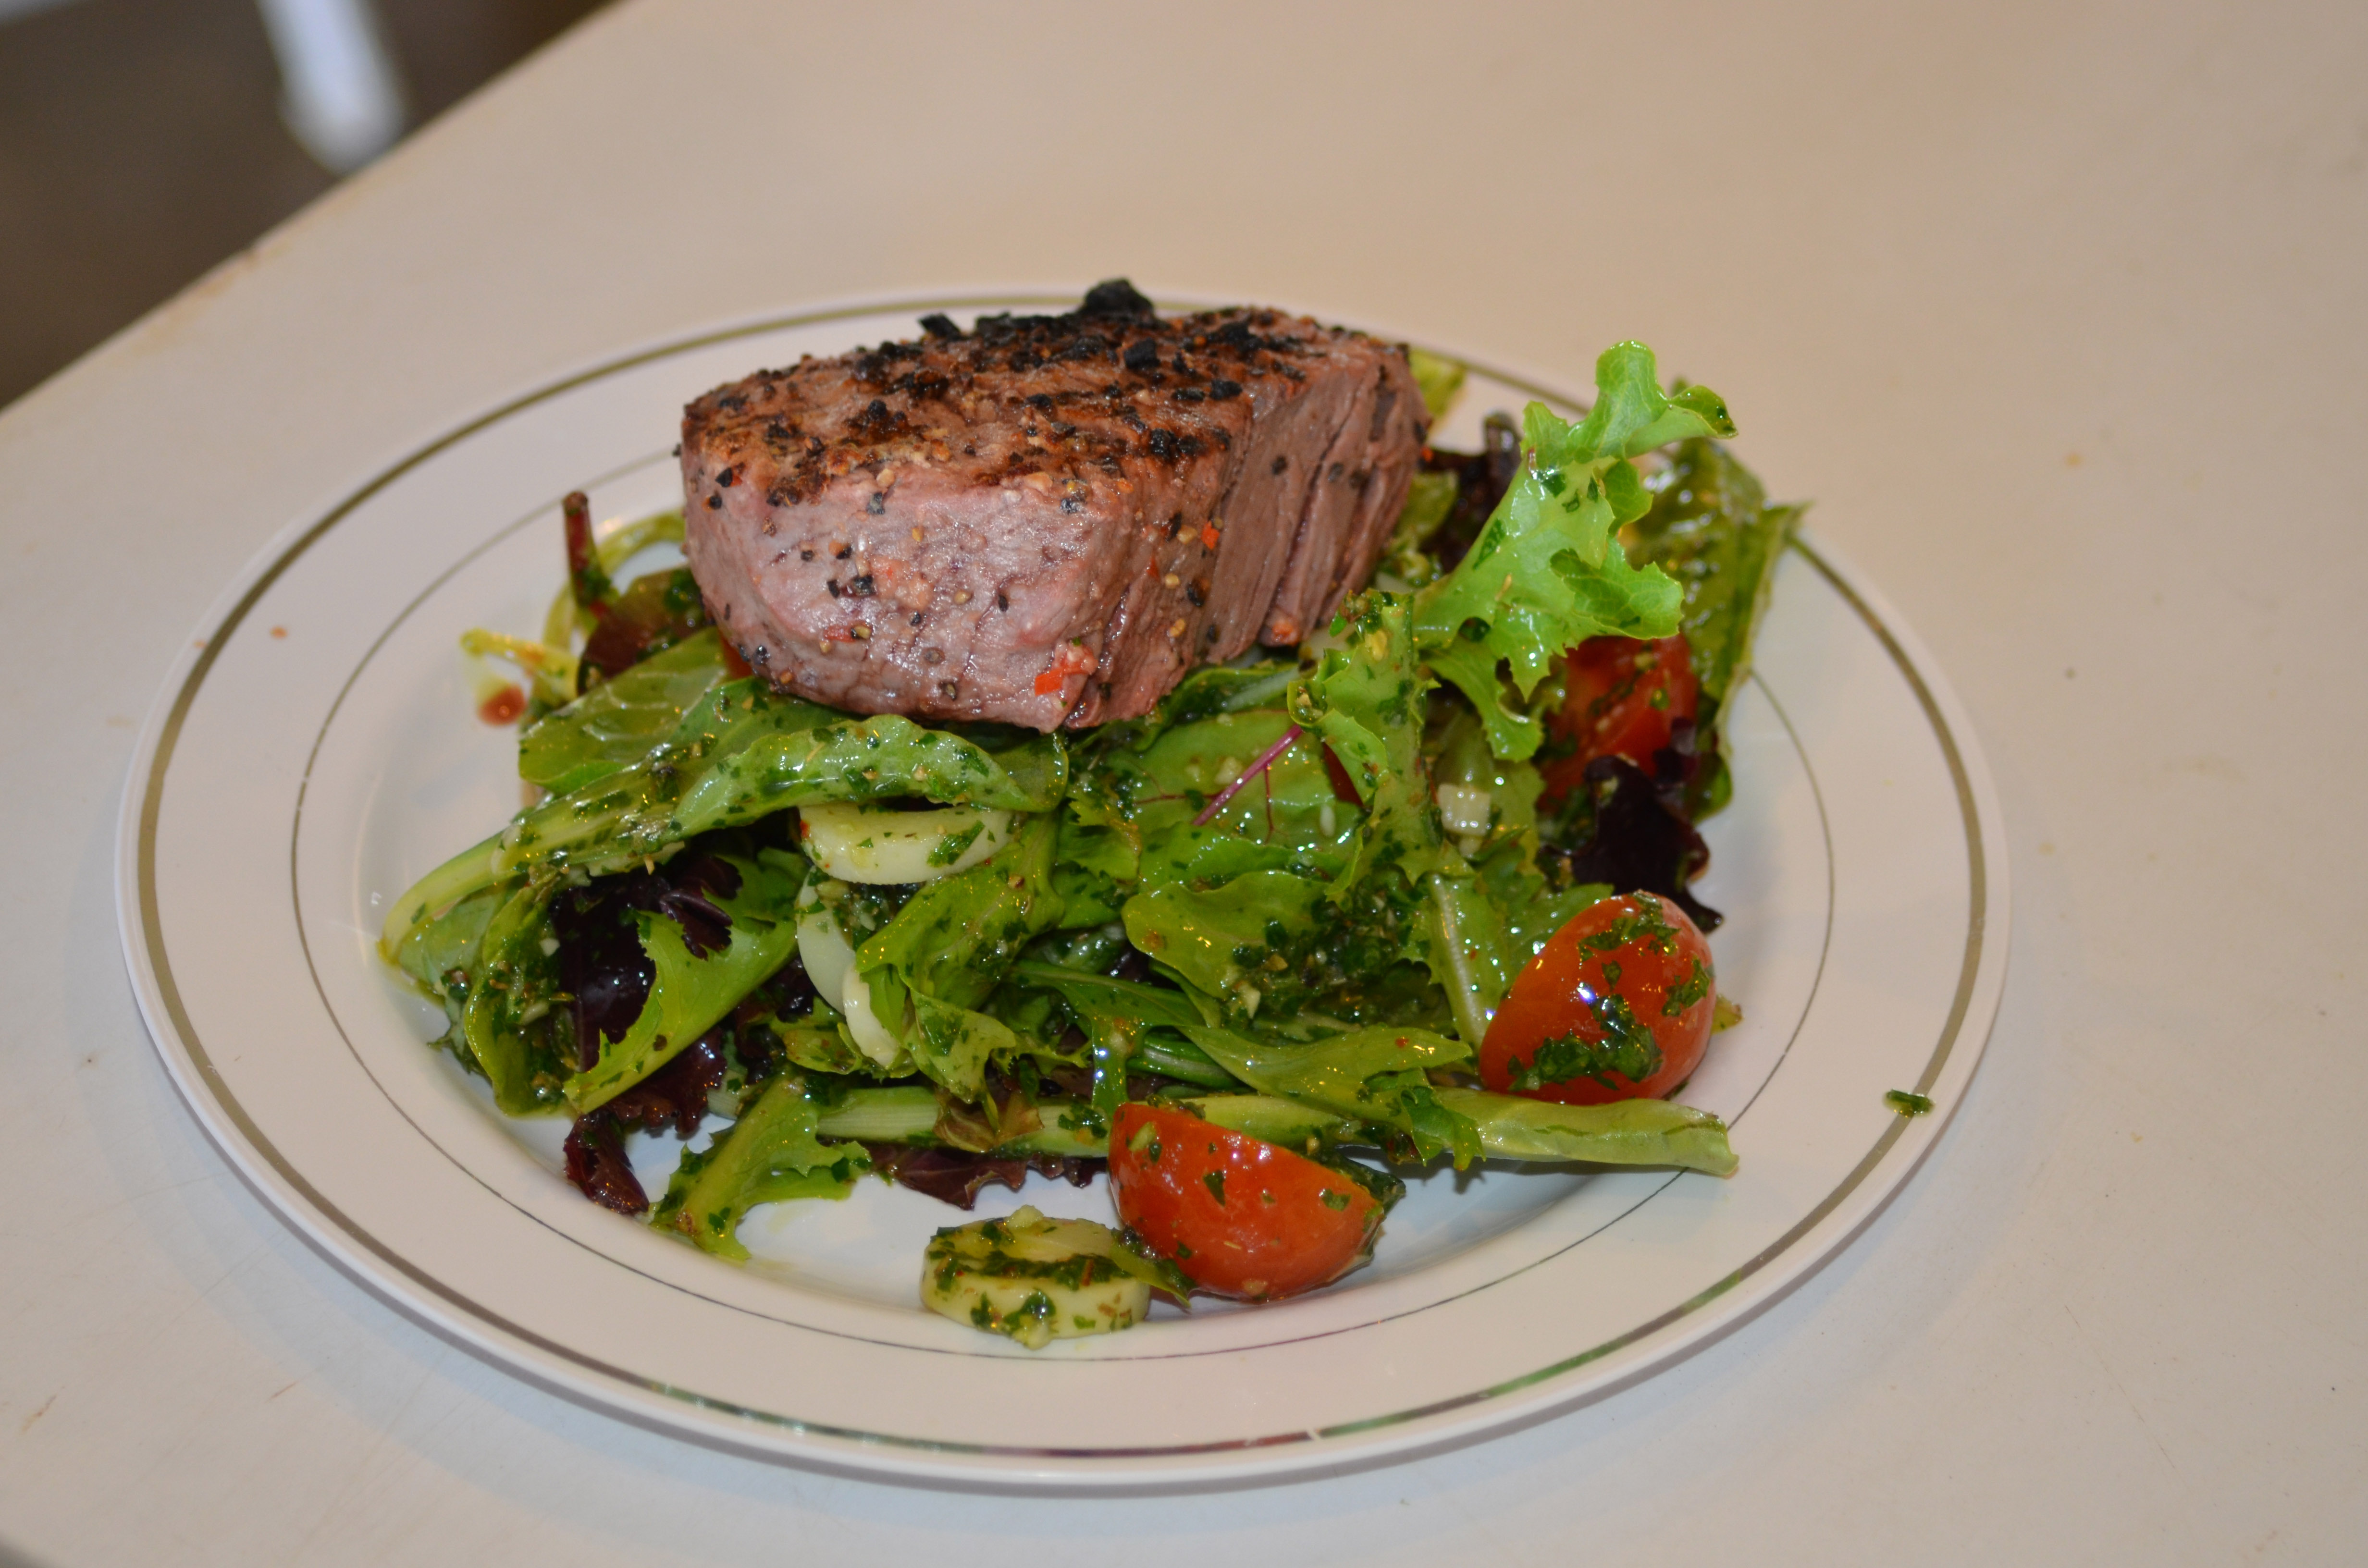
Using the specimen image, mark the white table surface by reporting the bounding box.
[4,1,2363,1561]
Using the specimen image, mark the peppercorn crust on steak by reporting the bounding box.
[679,282,1427,731]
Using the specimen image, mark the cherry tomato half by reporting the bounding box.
[1107,1104,1381,1301]
[1539,635,1698,806]
[1478,892,1716,1105]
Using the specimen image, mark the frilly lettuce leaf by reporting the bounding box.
[652,1077,867,1259]
[1411,342,1733,760]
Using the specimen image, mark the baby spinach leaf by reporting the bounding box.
[518,629,734,795]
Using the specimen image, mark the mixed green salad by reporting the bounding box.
[382,340,1798,1347]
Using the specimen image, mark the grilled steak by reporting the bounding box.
[679,281,1426,730]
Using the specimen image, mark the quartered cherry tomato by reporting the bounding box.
[1107,1104,1381,1301]
[1539,635,1698,805]
[1478,892,1716,1105]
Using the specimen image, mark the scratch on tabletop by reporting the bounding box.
[2063,1302,2185,1484]
[21,1393,56,1433]
[180,1238,271,1304]
[290,1356,447,1557]
[268,1378,304,1402]
[88,1172,229,1229]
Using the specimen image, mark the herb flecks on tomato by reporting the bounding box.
[1540,634,1698,807]
[1107,1104,1381,1301]
[1479,892,1717,1106]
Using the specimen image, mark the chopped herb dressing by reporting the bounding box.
[386,319,1790,1347]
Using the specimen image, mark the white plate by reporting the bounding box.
[117,296,2008,1487]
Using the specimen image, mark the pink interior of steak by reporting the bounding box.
[679,285,1425,730]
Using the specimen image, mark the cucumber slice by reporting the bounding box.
[798,801,1011,884]
[922,1206,1166,1349]
[789,887,907,1069]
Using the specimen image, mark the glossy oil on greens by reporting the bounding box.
[381,679,1066,953]
[566,848,808,1111]
[518,628,735,795]
[383,335,1789,1290]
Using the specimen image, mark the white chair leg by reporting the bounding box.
[255,0,407,172]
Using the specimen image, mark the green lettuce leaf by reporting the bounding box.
[1122,870,1329,1019]
[1174,1092,1350,1148]
[756,1012,876,1078]
[652,1077,868,1259]
[1071,693,1359,896]
[1184,1024,1481,1167]
[382,684,1065,953]
[456,878,571,1115]
[391,879,506,1039]
[1424,705,1612,963]
[566,848,808,1111]
[855,814,1066,1100]
[1046,820,1137,928]
[518,628,734,795]
[1288,591,1441,899]
[1070,660,1299,763]
[1405,347,1467,423]
[1411,343,1732,760]
[1378,469,1457,588]
[1503,878,1613,964]
[1007,962,1212,1033]
[1124,867,1444,1035]
[1005,962,1237,1102]
[1433,1088,1737,1176]
[1625,436,1802,814]
[1419,844,1518,1051]
[1173,1087,1733,1175]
